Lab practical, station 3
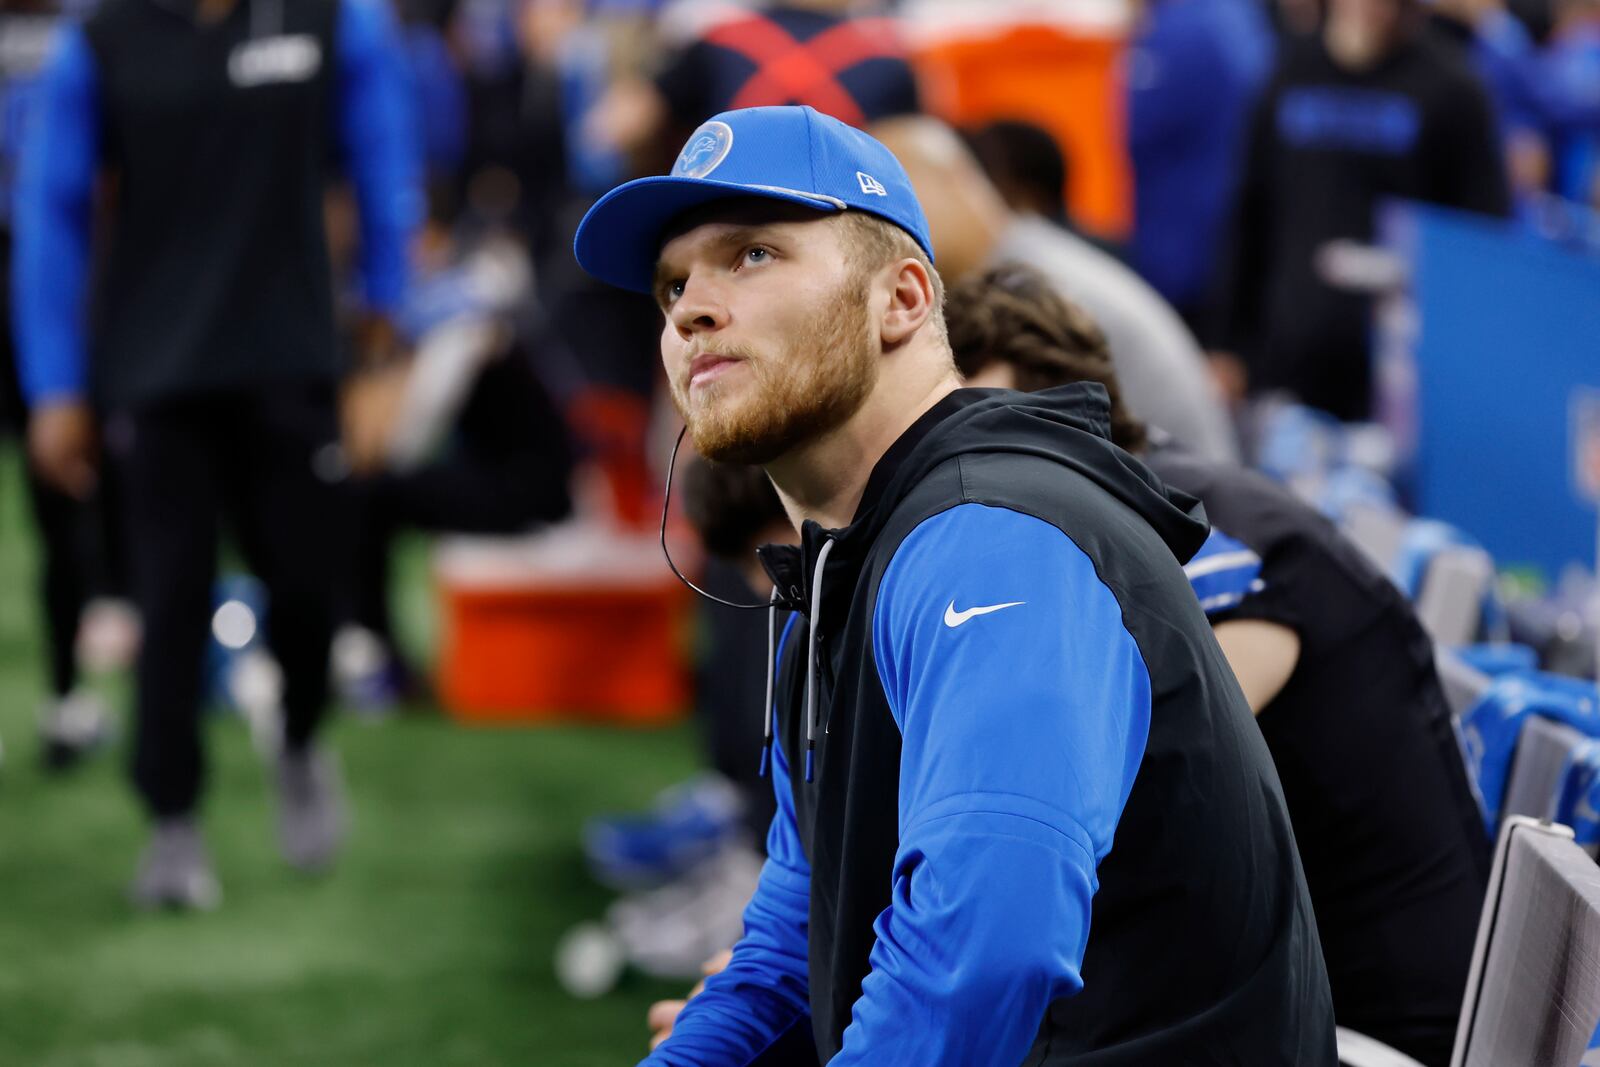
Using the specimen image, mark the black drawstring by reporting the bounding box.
[660,426,775,611]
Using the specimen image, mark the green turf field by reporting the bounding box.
[0,448,702,1065]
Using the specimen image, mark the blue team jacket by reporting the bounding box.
[647,385,1336,1066]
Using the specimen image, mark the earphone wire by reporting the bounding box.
[660,425,777,610]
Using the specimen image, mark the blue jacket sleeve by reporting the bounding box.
[835,503,1152,1066]
[12,24,99,405]
[336,0,421,315]
[642,613,811,1066]
[1127,12,1228,151]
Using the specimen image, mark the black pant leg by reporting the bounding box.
[23,466,91,698]
[345,443,568,643]
[0,235,100,699]
[346,475,400,643]
[226,386,343,753]
[106,405,222,819]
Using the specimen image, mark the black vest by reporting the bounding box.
[759,390,1337,1064]
[83,0,340,410]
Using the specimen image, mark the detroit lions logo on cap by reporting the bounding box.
[673,121,735,179]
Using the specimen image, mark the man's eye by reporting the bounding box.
[745,247,769,264]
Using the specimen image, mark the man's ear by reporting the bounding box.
[880,258,936,347]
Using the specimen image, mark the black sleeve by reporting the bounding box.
[1426,70,1513,218]
[1208,538,1310,636]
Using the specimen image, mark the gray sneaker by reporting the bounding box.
[275,746,347,873]
[40,690,114,771]
[130,818,222,911]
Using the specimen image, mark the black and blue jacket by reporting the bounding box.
[12,0,418,410]
[646,385,1336,1065]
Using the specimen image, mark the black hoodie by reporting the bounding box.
[652,384,1336,1065]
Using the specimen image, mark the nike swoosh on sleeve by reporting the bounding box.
[944,600,1026,628]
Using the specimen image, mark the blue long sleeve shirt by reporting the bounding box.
[12,0,418,407]
[11,22,95,404]
[1127,0,1272,312]
[645,503,1153,1065]
[337,0,421,314]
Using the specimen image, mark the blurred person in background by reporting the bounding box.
[1422,0,1556,207]
[961,119,1127,260]
[578,104,1334,1066]
[872,114,1241,464]
[397,0,468,190]
[1476,0,1600,209]
[14,0,419,908]
[948,262,1491,1065]
[332,16,575,710]
[455,0,533,188]
[340,196,575,710]
[1125,0,1274,332]
[584,0,920,170]
[0,0,115,769]
[962,120,1073,229]
[517,0,670,513]
[1214,0,1511,422]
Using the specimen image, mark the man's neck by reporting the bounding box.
[767,360,961,533]
[1324,16,1397,70]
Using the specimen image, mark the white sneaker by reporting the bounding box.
[608,843,764,979]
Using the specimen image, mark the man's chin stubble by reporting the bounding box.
[675,277,877,465]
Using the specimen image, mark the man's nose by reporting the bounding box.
[669,274,730,338]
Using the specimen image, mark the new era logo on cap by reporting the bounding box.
[573,106,934,294]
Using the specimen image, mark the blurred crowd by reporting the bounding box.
[0,0,1595,1058]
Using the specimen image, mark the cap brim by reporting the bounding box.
[573,175,844,294]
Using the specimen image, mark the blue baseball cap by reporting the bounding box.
[574,106,934,294]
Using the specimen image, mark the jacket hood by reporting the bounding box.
[759,383,1210,615]
[851,383,1208,561]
